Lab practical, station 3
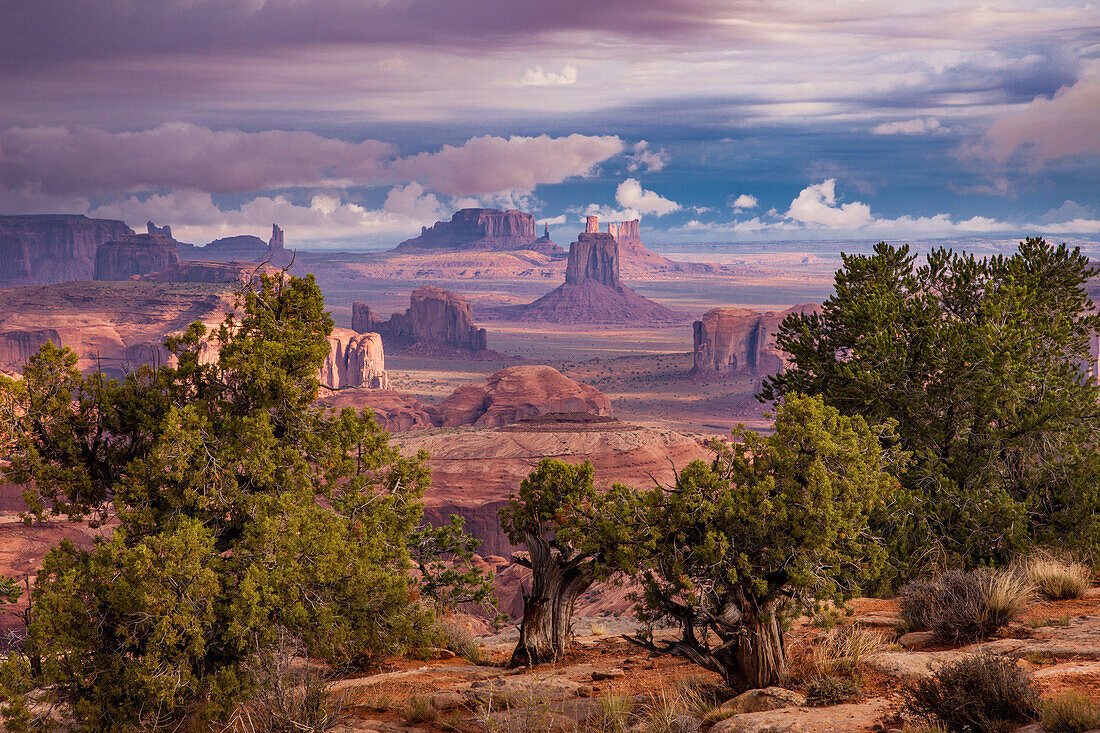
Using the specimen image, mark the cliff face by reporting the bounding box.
[320,328,388,390]
[352,286,488,353]
[143,260,281,284]
[564,233,620,286]
[692,303,820,376]
[94,233,180,281]
[395,208,544,252]
[0,215,134,286]
[178,223,292,266]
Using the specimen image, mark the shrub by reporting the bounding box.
[900,569,1030,641]
[592,694,634,733]
[805,675,861,707]
[904,655,1039,733]
[1022,552,1092,600]
[402,695,439,724]
[1041,693,1100,733]
[812,626,887,676]
[439,618,483,665]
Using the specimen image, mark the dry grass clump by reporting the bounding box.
[904,655,1039,733]
[900,569,1031,641]
[635,680,722,733]
[590,694,634,733]
[437,616,483,665]
[1021,551,1092,600]
[805,675,861,707]
[1040,693,1100,733]
[401,695,439,724]
[811,626,888,676]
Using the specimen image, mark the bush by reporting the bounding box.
[812,626,887,676]
[900,569,1031,641]
[1041,693,1100,733]
[904,655,1039,733]
[1022,552,1092,600]
[805,675,861,707]
[402,695,439,724]
[592,694,634,733]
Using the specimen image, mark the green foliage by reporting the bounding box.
[0,274,434,730]
[1041,692,1100,733]
[761,238,1100,581]
[410,515,498,614]
[904,655,1040,733]
[629,394,900,688]
[805,675,861,707]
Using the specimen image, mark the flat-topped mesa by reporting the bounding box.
[178,222,292,266]
[352,286,489,353]
[94,226,181,281]
[0,215,135,286]
[692,303,820,377]
[395,208,562,254]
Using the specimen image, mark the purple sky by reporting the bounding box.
[2,0,1098,248]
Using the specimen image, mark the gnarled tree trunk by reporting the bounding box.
[509,533,594,667]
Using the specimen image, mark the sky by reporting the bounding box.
[1,0,1099,249]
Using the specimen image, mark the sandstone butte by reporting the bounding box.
[351,285,492,355]
[394,208,563,254]
[692,303,821,377]
[484,215,686,325]
[93,222,181,281]
[177,223,294,268]
[0,215,134,287]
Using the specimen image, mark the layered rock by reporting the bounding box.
[395,209,562,254]
[692,303,820,376]
[318,389,437,432]
[144,260,281,284]
[485,216,685,324]
[352,286,489,353]
[94,225,180,280]
[0,215,134,286]
[434,365,611,428]
[320,328,388,390]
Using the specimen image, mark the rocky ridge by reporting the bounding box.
[0,215,134,286]
[395,209,562,254]
[352,286,491,355]
[692,303,820,377]
[93,222,181,281]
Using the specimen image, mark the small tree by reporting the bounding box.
[629,394,899,691]
[410,515,498,615]
[498,459,640,667]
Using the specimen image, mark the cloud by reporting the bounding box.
[389,134,624,196]
[626,141,670,172]
[871,118,943,135]
[614,178,680,217]
[1038,200,1096,224]
[785,179,873,229]
[0,125,624,201]
[520,65,578,86]
[970,74,1100,165]
[729,194,758,211]
[381,182,446,221]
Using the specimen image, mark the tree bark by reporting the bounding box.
[508,534,593,667]
[728,611,787,690]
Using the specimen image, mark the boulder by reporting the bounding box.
[692,303,820,376]
[0,215,134,286]
[94,232,180,281]
[435,365,611,428]
[719,687,806,715]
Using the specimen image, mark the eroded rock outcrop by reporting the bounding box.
[320,328,388,390]
[692,303,820,376]
[395,209,562,254]
[178,223,293,266]
[94,225,180,281]
[0,215,134,286]
[144,260,281,284]
[485,216,685,324]
[352,286,489,354]
[435,365,611,428]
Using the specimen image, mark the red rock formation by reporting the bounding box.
[395,208,563,254]
[435,365,611,428]
[0,215,134,286]
[319,388,438,432]
[692,303,820,376]
[486,217,685,324]
[94,232,180,281]
[0,328,62,366]
[144,260,281,284]
[320,328,388,390]
[352,286,489,353]
[178,222,292,266]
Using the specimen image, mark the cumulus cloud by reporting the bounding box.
[389,134,624,196]
[626,141,670,172]
[871,118,943,135]
[971,74,1100,165]
[786,179,873,229]
[0,125,624,202]
[381,182,446,221]
[614,178,680,217]
[519,65,578,86]
[729,194,758,211]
